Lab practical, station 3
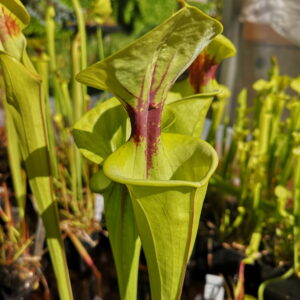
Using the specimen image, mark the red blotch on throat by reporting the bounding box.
[0,7,21,39]
[189,52,218,93]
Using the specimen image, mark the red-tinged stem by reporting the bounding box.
[235,261,245,300]
[39,269,51,300]
[3,183,12,223]
[67,231,102,297]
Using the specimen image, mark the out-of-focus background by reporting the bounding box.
[3,0,300,123]
[220,0,300,116]
[1,1,300,300]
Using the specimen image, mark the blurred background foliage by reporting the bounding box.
[23,0,223,60]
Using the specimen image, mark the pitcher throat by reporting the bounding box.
[126,103,163,176]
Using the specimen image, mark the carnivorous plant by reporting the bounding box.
[73,3,226,299]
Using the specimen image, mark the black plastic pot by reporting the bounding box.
[264,275,300,300]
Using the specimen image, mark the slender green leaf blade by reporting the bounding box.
[0,52,73,300]
[4,106,26,220]
[104,183,141,300]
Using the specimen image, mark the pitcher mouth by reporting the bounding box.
[103,133,218,188]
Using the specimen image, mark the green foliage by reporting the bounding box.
[206,58,300,298]
[0,1,73,299]
[23,14,46,36]
[76,6,222,108]
[107,0,178,54]
[187,0,224,19]
[73,97,130,164]
[104,134,217,300]
[137,0,178,25]
[73,4,225,299]
[112,0,177,27]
